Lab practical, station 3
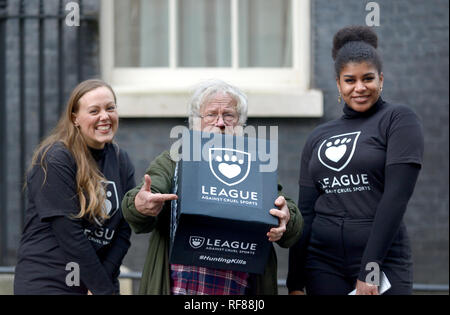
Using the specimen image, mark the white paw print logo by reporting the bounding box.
[209,148,251,186]
[324,137,352,163]
[215,154,244,179]
[100,181,119,217]
[103,190,113,214]
[318,132,361,172]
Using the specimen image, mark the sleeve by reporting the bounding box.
[121,151,176,234]
[385,106,424,167]
[100,218,132,286]
[276,183,303,249]
[358,163,421,282]
[50,216,116,294]
[28,147,80,221]
[100,149,136,289]
[101,217,131,294]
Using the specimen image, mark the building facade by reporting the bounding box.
[1,0,448,288]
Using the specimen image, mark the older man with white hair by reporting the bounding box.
[122,79,303,295]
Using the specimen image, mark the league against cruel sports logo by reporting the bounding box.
[318,132,361,172]
[209,148,251,186]
[189,236,205,249]
[101,180,119,217]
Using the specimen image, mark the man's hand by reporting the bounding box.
[134,174,178,217]
[267,196,290,242]
[355,279,379,295]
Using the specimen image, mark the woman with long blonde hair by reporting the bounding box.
[14,79,135,295]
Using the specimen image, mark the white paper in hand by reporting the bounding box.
[348,271,391,295]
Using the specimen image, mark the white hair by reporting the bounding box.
[188,79,248,128]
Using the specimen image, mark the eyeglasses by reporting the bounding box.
[200,113,238,125]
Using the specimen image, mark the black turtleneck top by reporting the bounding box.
[89,145,107,162]
[287,98,424,292]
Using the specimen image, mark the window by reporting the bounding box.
[100,0,322,117]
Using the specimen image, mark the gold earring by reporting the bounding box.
[338,94,342,103]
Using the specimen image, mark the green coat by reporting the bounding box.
[122,150,303,295]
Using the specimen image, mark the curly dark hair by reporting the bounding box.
[332,25,382,77]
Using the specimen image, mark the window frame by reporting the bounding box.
[100,0,323,117]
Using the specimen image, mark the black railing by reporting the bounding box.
[0,0,97,265]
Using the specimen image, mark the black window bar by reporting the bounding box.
[0,0,95,265]
[0,0,7,267]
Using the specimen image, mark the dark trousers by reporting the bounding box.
[305,215,413,295]
[305,263,413,295]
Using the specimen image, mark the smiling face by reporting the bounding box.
[72,86,118,149]
[337,62,384,112]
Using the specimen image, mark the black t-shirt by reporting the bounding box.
[287,98,424,291]
[14,142,135,294]
[300,98,423,218]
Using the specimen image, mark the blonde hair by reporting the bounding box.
[29,79,116,223]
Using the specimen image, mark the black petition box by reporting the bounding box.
[169,130,278,274]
